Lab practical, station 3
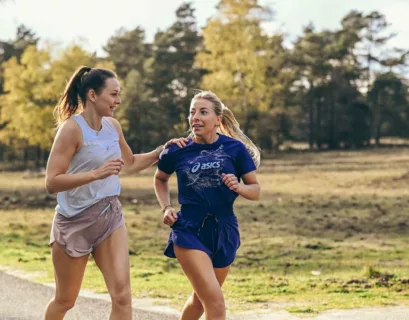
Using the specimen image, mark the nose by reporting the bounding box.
[192,112,199,121]
[116,96,121,105]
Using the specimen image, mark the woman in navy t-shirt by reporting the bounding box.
[154,90,261,320]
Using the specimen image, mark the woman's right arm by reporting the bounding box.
[45,119,123,194]
[154,168,178,226]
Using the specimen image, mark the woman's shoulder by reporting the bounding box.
[103,116,121,130]
[219,134,235,142]
[160,139,195,160]
[218,134,244,147]
[58,117,81,135]
[163,143,186,156]
[103,116,119,126]
[53,118,82,147]
[102,117,121,137]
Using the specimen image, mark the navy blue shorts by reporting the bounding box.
[164,204,241,268]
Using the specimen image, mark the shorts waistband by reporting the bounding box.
[180,204,235,222]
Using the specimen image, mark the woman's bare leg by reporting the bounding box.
[44,244,89,320]
[92,225,132,320]
[174,245,227,320]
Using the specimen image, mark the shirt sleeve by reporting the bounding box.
[235,142,257,177]
[157,148,176,175]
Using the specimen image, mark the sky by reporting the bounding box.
[0,0,408,56]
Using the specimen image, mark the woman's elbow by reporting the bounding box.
[252,186,261,201]
[250,192,261,201]
[154,176,165,185]
[45,185,56,195]
[154,174,169,187]
[45,178,57,195]
[122,166,134,174]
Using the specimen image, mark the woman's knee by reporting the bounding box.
[190,293,204,312]
[203,294,225,315]
[54,296,77,311]
[111,287,132,307]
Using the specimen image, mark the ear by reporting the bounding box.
[217,115,223,126]
[88,89,97,103]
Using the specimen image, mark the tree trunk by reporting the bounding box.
[307,93,314,149]
[328,91,337,149]
[316,97,322,149]
[374,92,381,146]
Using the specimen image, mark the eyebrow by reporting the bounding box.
[190,107,209,111]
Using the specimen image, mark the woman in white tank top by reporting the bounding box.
[44,66,187,319]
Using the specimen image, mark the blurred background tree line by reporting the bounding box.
[0,0,408,167]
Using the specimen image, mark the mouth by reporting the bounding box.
[109,106,116,112]
[192,124,203,129]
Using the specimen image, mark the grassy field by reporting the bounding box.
[2,147,409,316]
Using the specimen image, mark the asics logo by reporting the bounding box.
[191,161,221,173]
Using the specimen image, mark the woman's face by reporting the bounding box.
[92,77,121,117]
[189,98,221,138]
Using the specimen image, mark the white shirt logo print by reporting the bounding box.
[183,145,228,191]
[191,162,201,173]
[191,161,221,173]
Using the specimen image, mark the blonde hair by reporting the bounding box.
[190,90,260,167]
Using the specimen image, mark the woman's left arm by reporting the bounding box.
[110,118,186,174]
[222,171,260,201]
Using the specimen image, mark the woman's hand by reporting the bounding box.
[164,137,189,149]
[222,173,242,193]
[93,158,124,180]
[163,207,178,226]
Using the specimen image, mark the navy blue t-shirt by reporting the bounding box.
[157,134,256,207]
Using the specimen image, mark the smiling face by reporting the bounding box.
[89,77,121,117]
[189,98,222,140]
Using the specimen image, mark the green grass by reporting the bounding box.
[2,147,409,315]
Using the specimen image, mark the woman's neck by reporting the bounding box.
[81,109,102,131]
[193,133,219,144]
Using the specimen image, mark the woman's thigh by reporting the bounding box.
[92,225,131,295]
[52,243,89,302]
[174,245,224,304]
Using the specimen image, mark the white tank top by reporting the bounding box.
[56,114,121,218]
